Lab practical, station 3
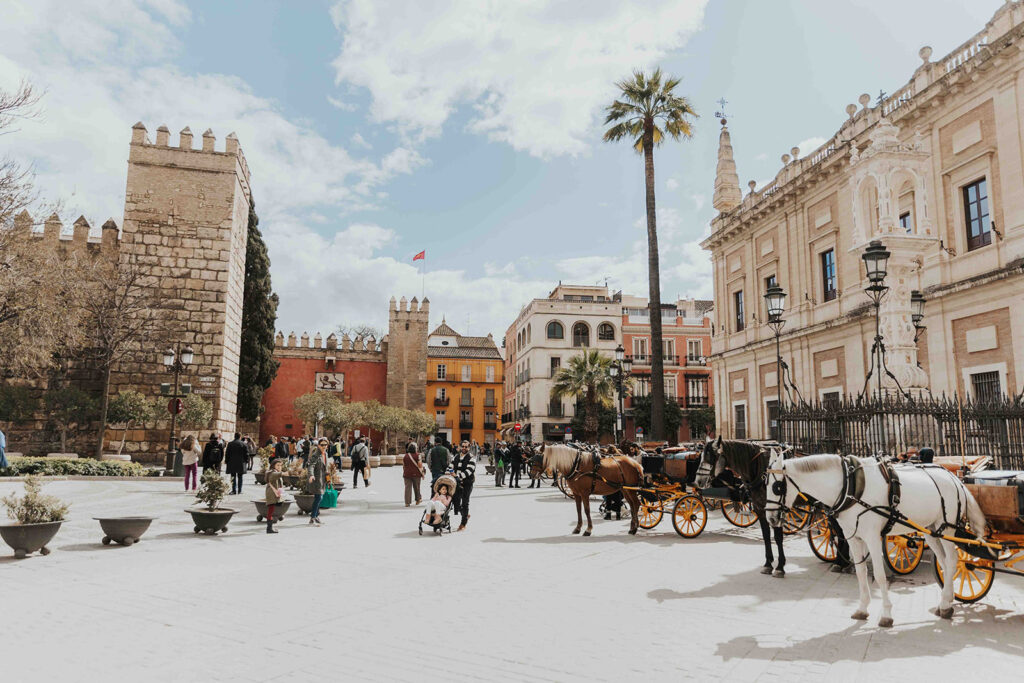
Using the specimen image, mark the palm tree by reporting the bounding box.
[550,349,615,443]
[603,68,697,441]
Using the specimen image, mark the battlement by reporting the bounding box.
[274,330,384,353]
[9,210,120,254]
[389,295,430,320]
[129,122,251,199]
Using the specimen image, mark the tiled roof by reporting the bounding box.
[427,345,502,360]
[458,335,494,348]
[430,319,459,337]
[694,299,714,313]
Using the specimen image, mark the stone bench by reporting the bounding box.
[101,453,132,462]
[46,452,78,459]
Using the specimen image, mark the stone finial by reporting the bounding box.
[225,132,239,155]
[156,125,170,146]
[300,332,310,348]
[44,213,62,241]
[747,180,757,194]
[858,93,871,109]
[275,331,285,347]
[781,153,790,165]
[202,128,215,152]
[399,296,408,312]
[341,333,351,350]
[13,210,32,233]
[712,120,742,213]
[919,46,932,63]
[72,216,91,243]
[131,121,148,144]
[287,331,297,347]
[179,126,193,150]
[326,333,337,350]
[846,103,858,119]
[354,335,364,351]
[314,332,323,349]
[790,146,800,159]
[390,296,397,311]
[410,296,419,306]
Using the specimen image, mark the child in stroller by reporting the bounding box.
[419,473,457,535]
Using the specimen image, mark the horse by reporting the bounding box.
[694,436,788,576]
[541,443,644,536]
[764,450,988,627]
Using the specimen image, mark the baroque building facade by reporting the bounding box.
[702,3,1024,440]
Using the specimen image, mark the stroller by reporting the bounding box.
[419,474,457,536]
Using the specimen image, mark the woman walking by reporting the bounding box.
[181,435,202,491]
[307,438,329,525]
[403,442,425,507]
[265,459,284,534]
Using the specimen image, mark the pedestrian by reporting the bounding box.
[201,433,224,474]
[265,459,284,534]
[245,436,257,471]
[180,434,202,491]
[470,440,480,461]
[361,437,373,485]
[427,438,451,485]
[403,441,425,507]
[307,438,329,525]
[494,445,506,487]
[527,445,542,488]
[508,440,523,488]
[451,441,476,531]
[330,436,344,468]
[350,436,371,488]
[918,446,935,464]
[225,432,248,495]
[0,426,7,470]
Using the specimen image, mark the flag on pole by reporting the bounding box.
[413,250,425,261]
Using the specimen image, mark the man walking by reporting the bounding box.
[508,440,523,488]
[451,441,476,531]
[427,438,451,485]
[350,436,370,488]
[201,433,224,474]
[272,435,289,462]
[225,432,248,495]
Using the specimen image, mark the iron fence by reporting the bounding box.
[777,394,1024,469]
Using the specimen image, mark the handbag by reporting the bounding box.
[321,483,339,509]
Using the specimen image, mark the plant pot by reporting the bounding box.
[0,521,63,558]
[254,472,267,485]
[293,494,315,515]
[341,456,352,469]
[185,507,237,535]
[380,454,396,466]
[94,517,155,546]
[252,500,292,522]
[369,455,381,467]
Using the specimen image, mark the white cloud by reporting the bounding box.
[350,132,372,149]
[327,95,356,111]
[665,177,680,191]
[796,136,828,158]
[690,193,705,211]
[330,0,709,157]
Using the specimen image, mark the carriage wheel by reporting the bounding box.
[672,494,708,538]
[783,505,811,536]
[721,500,758,528]
[933,547,995,603]
[884,534,925,575]
[807,514,839,563]
[637,499,664,529]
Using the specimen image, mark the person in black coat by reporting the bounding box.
[273,436,289,461]
[508,441,523,488]
[201,434,224,474]
[225,433,248,494]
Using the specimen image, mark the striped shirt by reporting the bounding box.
[452,453,476,482]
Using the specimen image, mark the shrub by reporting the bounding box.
[2,475,69,524]
[194,467,229,511]
[0,457,145,477]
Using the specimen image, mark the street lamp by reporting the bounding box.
[859,240,910,400]
[763,284,787,439]
[163,343,194,471]
[612,343,629,444]
[911,290,927,362]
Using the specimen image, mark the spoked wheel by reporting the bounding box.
[807,514,839,563]
[884,534,925,575]
[721,500,758,528]
[672,494,708,538]
[783,505,811,536]
[934,547,995,603]
[637,499,664,529]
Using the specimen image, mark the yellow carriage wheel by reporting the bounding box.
[933,547,995,603]
[721,500,758,528]
[782,505,810,535]
[807,514,839,563]
[672,494,708,538]
[884,534,925,575]
[637,499,664,529]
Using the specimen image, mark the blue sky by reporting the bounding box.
[1,0,1002,339]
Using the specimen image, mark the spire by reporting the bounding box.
[712,118,742,213]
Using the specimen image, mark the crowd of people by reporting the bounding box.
[175,432,258,493]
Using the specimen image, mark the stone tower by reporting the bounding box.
[109,123,252,454]
[712,118,742,213]
[385,296,429,411]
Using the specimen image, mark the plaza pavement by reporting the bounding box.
[2,467,1023,682]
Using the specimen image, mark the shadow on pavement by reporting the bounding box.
[481,532,682,547]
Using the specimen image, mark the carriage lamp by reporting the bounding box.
[622,353,632,375]
[610,363,619,377]
[862,240,890,285]
[180,345,195,366]
[764,284,786,322]
[615,344,624,363]
[163,341,193,472]
[162,347,175,367]
[911,290,926,328]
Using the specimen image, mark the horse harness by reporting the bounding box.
[564,443,628,495]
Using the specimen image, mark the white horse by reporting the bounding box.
[764,450,987,627]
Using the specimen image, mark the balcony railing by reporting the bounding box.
[501,412,513,423]
[483,422,497,431]
[548,404,564,418]
[629,354,679,366]
[685,356,707,367]
[459,420,474,429]
[484,399,497,408]
[459,397,474,406]
[435,419,453,429]
[685,397,709,408]
[434,397,450,406]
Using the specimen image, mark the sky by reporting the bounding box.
[0,0,1004,340]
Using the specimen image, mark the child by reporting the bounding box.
[265,459,285,534]
[423,483,452,526]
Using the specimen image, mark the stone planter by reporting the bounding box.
[254,472,267,486]
[95,517,155,546]
[0,521,63,558]
[341,456,352,469]
[380,454,396,466]
[185,507,237,535]
[252,499,292,522]
[369,455,381,468]
[293,494,315,515]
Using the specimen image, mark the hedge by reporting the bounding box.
[0,457,146,477]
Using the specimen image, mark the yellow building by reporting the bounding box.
[426,319,503,446]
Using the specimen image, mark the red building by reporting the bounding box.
[259,331,387,448]
[620,295,715,443]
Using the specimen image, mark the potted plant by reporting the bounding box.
[185,468,237,535]
[0,476,69,558]
[292,472,316,516]
[254,445,273,486]
[285,459,307,490]
[94,516,155,546]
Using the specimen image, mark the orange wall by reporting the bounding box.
[426,357,503,445]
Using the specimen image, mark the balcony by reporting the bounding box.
[434,397,450,406]
[460,397,474,407]
[685,397,709,408]
[513,407,531,421]
[483,422,498,431]
[501,412,513,423]
[435,419,453,429]
[629,354,678,366]
[548,403,564,418]
[685,356,707,367]
[459,420,474,429]
[484,399,497,408]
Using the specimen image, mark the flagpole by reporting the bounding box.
[421,255,425,299]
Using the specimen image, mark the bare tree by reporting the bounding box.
[336,322,385,341]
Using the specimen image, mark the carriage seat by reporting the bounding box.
[964,470,1024,534]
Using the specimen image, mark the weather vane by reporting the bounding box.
[714,97,729,124]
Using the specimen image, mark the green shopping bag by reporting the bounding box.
[321,484,339,508]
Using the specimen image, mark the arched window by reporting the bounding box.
[546,321,564,339]
[597,322,615,341]
[572,322,590,347]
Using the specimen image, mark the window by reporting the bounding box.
[460,388,472,406]
[821,249,837,302]
[687,339,702,362]
[435,411,446,426]
[963,178,991,251]
[734,404,747,440]
[664,375,677,398]
[572,322,590,347]
[485,365,495,382]
[734,291,745,332]
[461,365,471,381]
[598,323,615,341]
[436,364,446,380]
[663,339,675,358]
[546,321,564,339]
[766,399,779,441]
[485,388,496,407]
[632,337,649,363]
[899,211,911,233]
[550,356,561,376]
[548,398,563,417]
[764,275,776,316]
[971,371,1001,401]
[527,324,531,344]
[634,377,650,398]
[485,411,496,427]
[687,376,708,406]
[436,387,447,400]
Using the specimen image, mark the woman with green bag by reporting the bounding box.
[306,438,330,525]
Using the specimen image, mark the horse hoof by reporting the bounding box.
[760,566,773,575]
[572,528,581,535]
[628,528,638,535]
[772,569,786,578]
[937,607,954,620]
[851,611,869,621]
[878,617,894,628]
[583,530,592,537]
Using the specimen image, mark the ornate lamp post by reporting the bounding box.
[610,344,631,444]
[860,240,910,400]
[764,284,787,439]
[911,289,926,368]
[162,343,194,471]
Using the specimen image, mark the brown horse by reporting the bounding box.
[542,443,644,536]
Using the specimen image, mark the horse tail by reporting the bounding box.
[963,485,988,540]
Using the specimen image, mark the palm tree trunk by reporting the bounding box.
[643,123,665,441]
